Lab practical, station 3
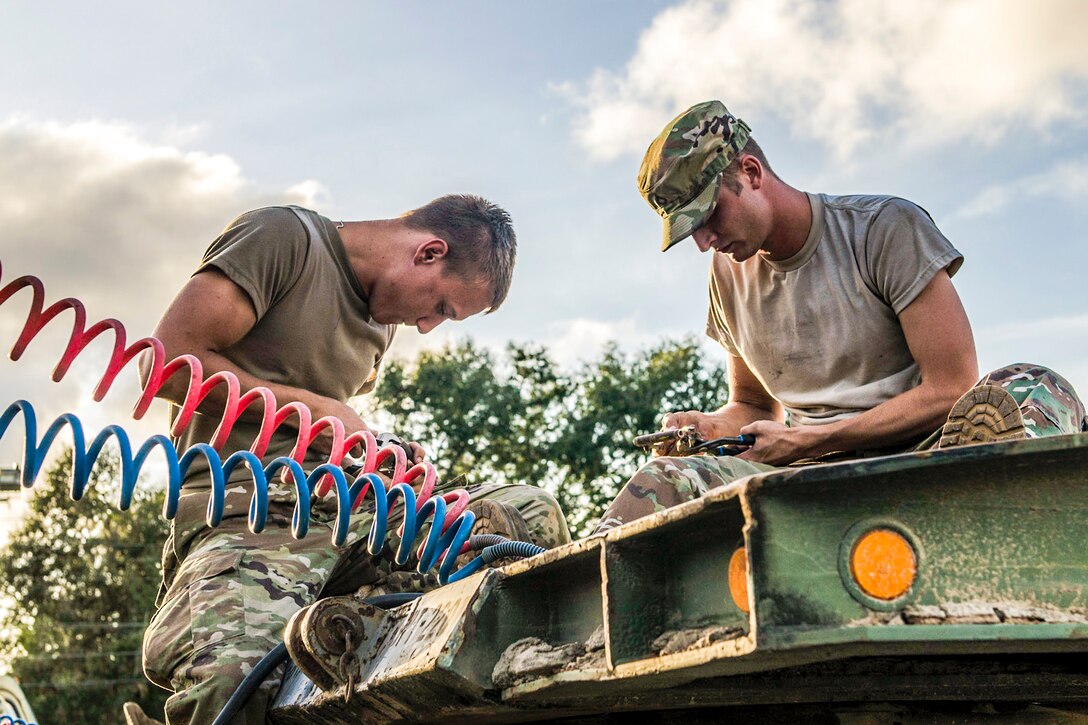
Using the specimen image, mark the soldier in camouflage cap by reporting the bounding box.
[593,100,1088,535]
[638,100,751,251]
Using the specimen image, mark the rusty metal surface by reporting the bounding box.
[271,434,1088,723]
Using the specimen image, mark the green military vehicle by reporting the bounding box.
[270,435,1088,723]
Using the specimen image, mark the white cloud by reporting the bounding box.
[0,497,29,549]
[983,312,1088,344]
[538,318,661,369]
[0,117,327,486]
[564,0,1088,161]
[953,158,1088,218]
[0,116,326,331]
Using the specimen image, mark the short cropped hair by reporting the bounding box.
[720,136,777,196]
[401,194,517,312]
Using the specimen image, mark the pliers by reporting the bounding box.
[632,425,755,457]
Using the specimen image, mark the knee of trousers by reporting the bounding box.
[511,486,572,548]
[618,456,703,499]
[980,363,1087,419]
[630,455,705,482]
[981,363,1076,393]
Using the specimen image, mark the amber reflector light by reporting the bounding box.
[728,547,750,613]
[850,529,917,600]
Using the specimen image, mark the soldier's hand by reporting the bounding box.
[660,411,705,434]
[657,410,743,456]
[407,441,428,464]
[655,411,708,456]
[737,420,808,465]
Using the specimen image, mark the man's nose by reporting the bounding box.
[692,229,714,253]
[416,317,443,335]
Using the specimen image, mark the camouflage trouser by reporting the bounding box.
[593,363,1086,536]
[142,477,569,725]
[912,363,1087,447]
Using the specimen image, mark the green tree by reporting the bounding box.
[551,338,731,533]
[0,448,168,723]
[373,337,730,535]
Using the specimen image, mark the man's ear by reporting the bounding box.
[741,155,763,190]
[415,238,449,265]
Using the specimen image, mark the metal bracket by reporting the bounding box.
[284,595,392,693]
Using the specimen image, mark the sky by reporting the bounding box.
[1,0,1088,538]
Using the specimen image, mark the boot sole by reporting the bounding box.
[469,499,533,542]
[939,384,1025,448]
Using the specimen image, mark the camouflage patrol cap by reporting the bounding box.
[638,100,751,252]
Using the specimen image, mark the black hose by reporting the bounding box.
[210,642,288,725]
[480,540,546,564]
[467,533,509,550]
[361,592,424,609]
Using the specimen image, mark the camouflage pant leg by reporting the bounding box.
[914,363,1088,450]
[977,363,1087,437]
[592,456,778,535]
[455,480,571,549]
[143,511,341,725]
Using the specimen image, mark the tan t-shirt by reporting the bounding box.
[707,193,963,426]
[173,205,396,485]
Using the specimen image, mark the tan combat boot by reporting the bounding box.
[458,499,535,569]
[938,384,1026,448]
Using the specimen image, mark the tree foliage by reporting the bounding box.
[374,337,730,535]
[0,448,168,723]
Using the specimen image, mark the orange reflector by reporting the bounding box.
[850,528,917,601]
[728,547,750,613]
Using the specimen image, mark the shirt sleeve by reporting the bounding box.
[196,207,309,320]
[864,198,964,314]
